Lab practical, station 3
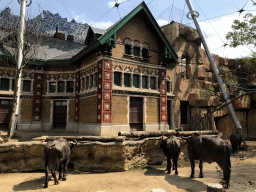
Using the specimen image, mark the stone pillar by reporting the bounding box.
[97,59,112,124]
[159,69,168,130]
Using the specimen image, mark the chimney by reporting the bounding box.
[53,26,65,40]
[67,35,74,42]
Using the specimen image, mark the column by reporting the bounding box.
[159,69,167,125]
[32,73,44,121]
[97,59,112,123]
[74,71,80,122]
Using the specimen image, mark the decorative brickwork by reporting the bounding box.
[74,71,80,122]
[32,73,44,121]
[159,69,167,123]
[97,59,113,123]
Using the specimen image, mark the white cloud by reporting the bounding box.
[108,0,126,8]
[90,21,114,30]
[199,13,255,58]
[157,19,169,27]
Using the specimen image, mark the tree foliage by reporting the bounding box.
[226,13,256,48]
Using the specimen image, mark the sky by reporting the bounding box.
[1,0,256,59]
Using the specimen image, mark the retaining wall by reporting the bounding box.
[0,138,187,173]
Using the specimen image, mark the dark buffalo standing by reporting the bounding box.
[187,133,231,188]
[160,136,181,174]
[44,138,77,188]
[230,132,242,154]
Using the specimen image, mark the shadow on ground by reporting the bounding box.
[144,166,207,192]
[12,176,46,191]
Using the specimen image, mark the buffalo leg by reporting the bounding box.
[174,156,178,175]
[58,163,63,180]
[44,157,49,188]
[189,157,195,178]
[51,159,59,185]
[199,161,204,178]
[63,158,70,180]
[167,157,171,174]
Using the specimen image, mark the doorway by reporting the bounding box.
[129,97,143,131]
[180,101,190,131]
[53,100,67,129]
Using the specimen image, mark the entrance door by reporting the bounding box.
[130,97,143,131]
[0,100,12,130]
[53,101,67,129]
[180,101,190,131]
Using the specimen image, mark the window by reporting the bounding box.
[114,72,121,86]
[142,76,148,89]
[0,78,9,91]
[142,48,149,58]
[57,81,65,93]
[94,73,98,87]
[81,78,85,90]
[150,77,156,90]
[125,44,131,55]
[90,75,93,88]
[133,75,139,88]
[167,81,171,92]
[86,76,89,89]
[12,79,15,91]
[67,81,74,93]
[124,73,130,87]
[133,46,140,57]
[23,80,31,92]
[49,82,56,93]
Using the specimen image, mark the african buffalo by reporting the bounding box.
[187,133,231,188]
[44,138,77,188]
[230,132,242,154]
[160,136,181,174]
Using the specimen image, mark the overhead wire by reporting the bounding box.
[220,0,240,10]
[168,0,175,23]
[59,0,73,20]
[181,1,186,24]
[1,0,14,12]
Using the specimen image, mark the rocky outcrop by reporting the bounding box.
[0,7,89,44]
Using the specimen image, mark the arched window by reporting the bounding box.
[142,42,149,58]
[133,40,140,57]
[123,38,132,55]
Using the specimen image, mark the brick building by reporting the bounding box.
[0,2,178,136]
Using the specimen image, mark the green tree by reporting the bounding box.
[226,13,256,49]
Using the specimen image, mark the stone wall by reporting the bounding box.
[112,96,128,124]
[0,138,173,173]
[162,22,255,139]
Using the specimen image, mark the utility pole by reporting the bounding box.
[8,0,32,137]
[185,0,246,146]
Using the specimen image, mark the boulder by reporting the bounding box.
[247,108,256,139]
[216,111,247,139]
[197,65,206,80]
[187,64,197,79]
[233,95,251,110]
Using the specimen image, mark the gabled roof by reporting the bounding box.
[74,1,178,65]
[0,1,178,67]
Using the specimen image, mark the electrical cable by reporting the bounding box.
[168,0,174,23]
[184,11,238,26]
[194,0,226,45]
[181,1,186,24]
[91,7,115,27]
[1,0,14,12]
[220,0,240,10]
[59,0,73,20]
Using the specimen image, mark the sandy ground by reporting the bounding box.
[1,141,256,192]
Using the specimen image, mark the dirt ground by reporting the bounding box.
[0,141,256,192]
